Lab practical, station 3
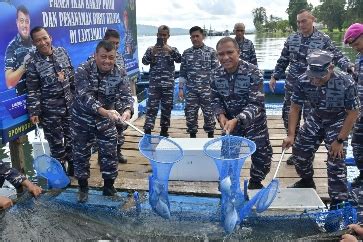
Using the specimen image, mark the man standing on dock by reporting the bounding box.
[345,23,363,188]
[88,29,129,164]
[26,27,75,175]
[233,23,258,66]
[72,40,134,203]
[211,37,273,189]
[142,25,181,137]
[179,26,218,138]
[269,9,352,165]
[282,50,359,208]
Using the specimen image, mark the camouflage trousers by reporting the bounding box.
[282,79,311,132]
[352,116,363,171]
[185,90,216,134]
[72,113,118,180]
[41,113,72,163]
[230,113,273,183]
[292,114,348,201]
[144,85,174,131]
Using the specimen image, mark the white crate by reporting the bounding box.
[156,138,219,181]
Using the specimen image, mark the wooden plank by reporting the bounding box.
[83,114,341,202]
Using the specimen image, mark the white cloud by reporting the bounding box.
[136,0,320,31]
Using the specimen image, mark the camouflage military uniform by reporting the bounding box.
[211,60,273,183]
[272,28,351,131]
[291,71,360,201]
[0,160,26,189]
[352,54,363,171]
[88,53,128,153]
[72,59,134,180]
[26,47,74,165]
[235,38,257,66]
[142,46,181,132]
[180,44,218,135]
[5,34,35,95]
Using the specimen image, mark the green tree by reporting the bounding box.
[346,0,363,24]
[316,0,346,32]
[276,19,290,33]
[252,7,267,32]
[286,0,312,31]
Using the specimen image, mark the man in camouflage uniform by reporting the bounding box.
[211,37,273,189]
[179,26,218,138]
[0,159,42,209]
[270,9,352,165]
[5,5,35,95]
[233,23,257,66]
[345,24,363,188]
[344,23,363,222]
[282,50,360,207]
[72,40,134,203]
[89,29,128,164]
[26,27,75,175]
[142,25,181,137]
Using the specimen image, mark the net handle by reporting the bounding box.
[35,123,46,154]
[123,120,145,135]
[272,148,286,179]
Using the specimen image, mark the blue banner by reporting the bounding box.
[0,0,138,143]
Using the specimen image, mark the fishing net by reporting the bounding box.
[204,135,256,233]
[138,134,184,219]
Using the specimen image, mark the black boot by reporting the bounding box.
[117,145,127,164]
[67,161,74,176]
[103,179,117,196]
[190,133,196,138]
[351,171,363,188]
[160,127,169,137]
[78,179,89,203]
[208,131,214,138]
[144,129,151,135]
[288,178,316,189]
[248,179,264,189]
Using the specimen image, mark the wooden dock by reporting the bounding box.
[73,114,331,202]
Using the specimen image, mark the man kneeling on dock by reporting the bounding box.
[72,40,134,203]
[282,50,359,208]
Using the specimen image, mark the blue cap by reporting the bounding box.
[306,50,333,78]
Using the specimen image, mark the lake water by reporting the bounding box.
[137,32,358,72]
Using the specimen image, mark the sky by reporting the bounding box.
[136,0,321,31]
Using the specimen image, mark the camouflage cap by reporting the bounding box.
[306,50,333,78]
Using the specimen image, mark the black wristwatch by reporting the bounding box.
[336,138,344,144]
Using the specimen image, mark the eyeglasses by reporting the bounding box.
[234,29,245,32]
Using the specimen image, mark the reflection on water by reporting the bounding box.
[0,189,325,240]
[137,32,358,72]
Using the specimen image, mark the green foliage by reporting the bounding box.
[286,0,312,31]
[314,0,346,32]
[346,0,363,24]
[252,7,267,32]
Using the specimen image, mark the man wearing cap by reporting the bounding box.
[270,9,352,165]
[282,50,360,208]
[344,23,363,188]
[233,23,257,66]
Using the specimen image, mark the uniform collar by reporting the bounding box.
[16,33,32,45]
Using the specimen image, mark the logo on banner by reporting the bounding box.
[1,95,27,119]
